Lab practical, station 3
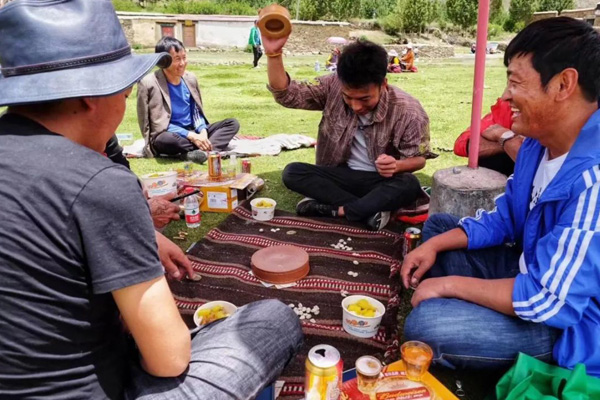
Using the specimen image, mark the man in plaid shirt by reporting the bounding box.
[263,37,432,230]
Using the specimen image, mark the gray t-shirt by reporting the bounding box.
[0,114,164,399]
[347,113,377,172]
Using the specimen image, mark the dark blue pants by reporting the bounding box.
[404,213,559,371]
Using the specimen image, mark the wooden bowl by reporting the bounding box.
[251,245,309,284]
[258,4,292,39]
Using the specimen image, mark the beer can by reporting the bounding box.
[208,151,221,181]
[241,160,251,174]
[402,227,422,258]
[305,344,343,400]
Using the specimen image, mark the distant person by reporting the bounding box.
[454,98,524,176]
[471,43,477,54]
[326,47,341,71]
[249,20,263,68]
[137,37,240,163]
[387,50,401,73]
[264,35,431,231]
[401,44,416,72]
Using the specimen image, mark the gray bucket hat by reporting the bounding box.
[0,0,171,107]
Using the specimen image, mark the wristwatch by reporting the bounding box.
[499,130,516,148]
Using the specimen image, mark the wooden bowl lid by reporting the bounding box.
[251,245,309,284]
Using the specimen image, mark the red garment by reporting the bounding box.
[453,98,513,157]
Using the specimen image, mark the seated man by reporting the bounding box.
[454,98,524,176]
[401,17,600,376]
[137,37,240,163]
[0,2,302,399]
[264,37,430,231]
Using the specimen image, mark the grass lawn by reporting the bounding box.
[120,53,509,398]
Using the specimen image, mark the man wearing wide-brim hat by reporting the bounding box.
[0,1,302,399]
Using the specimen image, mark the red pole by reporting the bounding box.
[467,0,491,169]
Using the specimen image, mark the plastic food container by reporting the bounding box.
[140,171,178,197]
[193,301,238,327]
[250,197,276,221]
[258,4,292,39]
[341,295,386,338]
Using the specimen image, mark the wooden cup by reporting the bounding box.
[258,4,292,39]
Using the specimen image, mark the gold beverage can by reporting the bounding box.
[208,151,222,181]
[305,344,343,400]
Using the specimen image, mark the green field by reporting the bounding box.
[123,52,508,251]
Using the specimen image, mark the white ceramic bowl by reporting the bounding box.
[140,171,178,198]
[250,197,277,221]
[341,295,386,338]
[193,301,238,327]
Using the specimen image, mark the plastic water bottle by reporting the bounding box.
[184,188,201,228]
[228,154,238,179]
[314,60,320,72]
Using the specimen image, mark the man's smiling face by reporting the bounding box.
[502,53,556,139]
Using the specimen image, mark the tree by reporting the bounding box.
[537,0,574,13]
[446,0,478,29]
[490,0,505,24]
[508,0,537,26]
[399,0,434,33]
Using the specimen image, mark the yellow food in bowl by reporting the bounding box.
[196,305,231,325]
[254,200,274,208]
[346,299,379,318]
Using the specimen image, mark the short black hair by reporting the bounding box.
[155,36,185,54]
[504,17,600,102]
[337,40,388,88]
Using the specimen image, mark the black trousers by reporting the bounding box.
[282,162,421,221]
[104,135,130,169]
[252,45,262,67]
[153,118,239,156]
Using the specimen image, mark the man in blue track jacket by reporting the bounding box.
[401,17,600,376]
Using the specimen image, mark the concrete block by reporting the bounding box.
[429,166,508,218]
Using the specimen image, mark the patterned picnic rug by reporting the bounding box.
[169,202,405,399]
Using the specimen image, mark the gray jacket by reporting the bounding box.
[136,69,206,157]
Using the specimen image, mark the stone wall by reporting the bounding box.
[530,11,558,23]
[560,7,595,19]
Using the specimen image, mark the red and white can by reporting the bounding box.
[402,227,422,258]
[241,159,251,174]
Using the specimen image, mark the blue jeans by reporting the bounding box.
[404,214,559,371]
[126,299,303,400]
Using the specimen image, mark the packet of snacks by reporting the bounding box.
[374,371,435,399]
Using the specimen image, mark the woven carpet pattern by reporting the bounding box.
[169,202,405,399]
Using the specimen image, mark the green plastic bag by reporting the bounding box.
[495,353,600,400]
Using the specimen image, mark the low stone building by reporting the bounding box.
[117,11,454,58]
[531,2,599,26]
[118,11,352,54]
